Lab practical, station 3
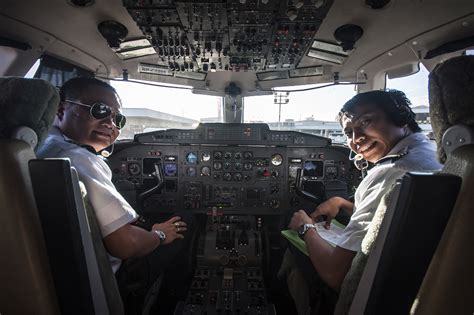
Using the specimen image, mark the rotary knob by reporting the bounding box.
[269,199,280,209]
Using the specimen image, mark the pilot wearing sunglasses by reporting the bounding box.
[38,77,191,306]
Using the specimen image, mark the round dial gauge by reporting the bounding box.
[213,151,223,160]
[201,152,211,162]
[271,154,283,166]
[186,166,197,176]
[213,161,222,170]
[128,163,141,176]
[244,162,253,171]
[201,166,211,176]
[186,152,198,164]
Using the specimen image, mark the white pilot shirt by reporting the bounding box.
[38,126,138,272]
[336,132,442,252]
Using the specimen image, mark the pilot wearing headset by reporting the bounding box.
[282,90,442,315]
[37,77,191,306]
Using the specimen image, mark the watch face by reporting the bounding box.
[298,224,307,236]
[156,230,166,241]
[298,224,315,237]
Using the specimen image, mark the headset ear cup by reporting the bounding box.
[387,90,415,126]
[398,105,411,125]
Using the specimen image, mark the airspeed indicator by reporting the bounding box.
[271,154,283,166]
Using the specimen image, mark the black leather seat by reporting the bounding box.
[29,159,124,315]
[29,159,123,314]
[347,172,460,315]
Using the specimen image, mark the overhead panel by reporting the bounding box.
[122,0,334,77]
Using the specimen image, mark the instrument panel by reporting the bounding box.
[109,124,360,215]
[121,0,334,73]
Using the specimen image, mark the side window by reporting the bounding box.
[385,63,433,138]
[24,59,40,78]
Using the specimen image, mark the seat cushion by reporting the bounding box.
[0,77,59,148]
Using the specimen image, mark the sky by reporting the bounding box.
[111,65,430,123]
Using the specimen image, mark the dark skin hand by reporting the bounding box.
[289,210,356,290]
[311,196,354,229]
[104,216,187,259]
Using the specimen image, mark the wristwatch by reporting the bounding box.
[153,230,166,244]
[298,223,317,238]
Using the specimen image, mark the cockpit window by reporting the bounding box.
[112,80,223,140]
[24,59,40,78]
[243,84,357,143]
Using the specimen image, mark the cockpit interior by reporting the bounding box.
[1,0,474,314]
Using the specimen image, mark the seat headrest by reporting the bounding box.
[429,55,474,163]
[0,77,59,149]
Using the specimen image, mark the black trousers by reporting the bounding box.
[288,242,339,315]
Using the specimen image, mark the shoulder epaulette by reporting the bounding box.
[375,149,408,166]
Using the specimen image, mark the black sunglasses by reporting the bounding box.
[65,100,126,129]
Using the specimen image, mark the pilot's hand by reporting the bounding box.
[289,210,314,231]
[152,216,187,245]
[310,197,344,230]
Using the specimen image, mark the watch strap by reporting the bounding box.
[298,223,317,238]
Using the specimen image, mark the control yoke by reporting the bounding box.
[138,161,164,204]
[296,168,351,225]
[295,168,323,204]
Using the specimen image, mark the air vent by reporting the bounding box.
[67,0,94,7]
[365,0,391,10]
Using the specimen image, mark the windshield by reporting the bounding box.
[244,84,357,143]
[112,80,223,140]
[112,80,358,142]
[108,64,430,142]
[244,64,431,144]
